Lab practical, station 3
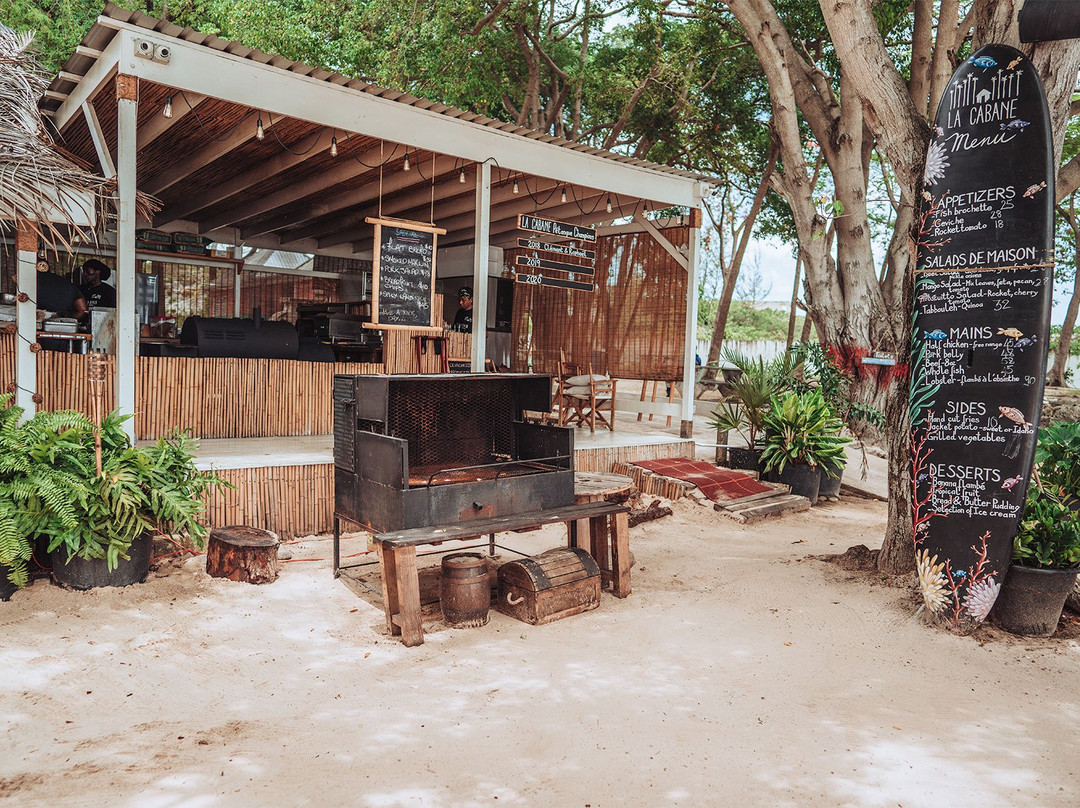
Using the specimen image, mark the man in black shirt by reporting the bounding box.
[452,286,473,332]
[78,259,117,309]
[36,260,87,317]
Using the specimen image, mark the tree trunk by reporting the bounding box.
[1049,207,1080,386]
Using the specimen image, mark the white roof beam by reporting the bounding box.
[108,20,700,207]
[52,32,123,132]
[82,101,116,178]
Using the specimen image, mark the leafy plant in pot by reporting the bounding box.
[990,424,1080,636]
[789,342,885,499]
[0,397,226,592]
[759,389,850,505]
[707,347,802,472]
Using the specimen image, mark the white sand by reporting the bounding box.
[1,494,1078,808]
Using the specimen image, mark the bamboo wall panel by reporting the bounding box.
[511,226,689,381]
[203,464,335,539]
[0,328,471,438]
[573,439,695,473]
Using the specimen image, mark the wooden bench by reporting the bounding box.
[336,502,630,647]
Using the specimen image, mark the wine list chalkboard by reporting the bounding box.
[909,44,1054,631]
[367,217,446,329]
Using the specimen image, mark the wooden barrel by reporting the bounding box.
[440,552,491,628]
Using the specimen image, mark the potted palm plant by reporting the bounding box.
[759,389,850,505]
[708,347,802,472]
[0,397,225,592]
[990,421,1080,636]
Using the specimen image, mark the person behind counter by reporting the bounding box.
[79,259,116,309]
[452,286,473,332]
[35,260,88,317]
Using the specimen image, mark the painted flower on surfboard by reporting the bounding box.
[924,141,950,186]
[962,577,1001,622]
[917,549,949,613]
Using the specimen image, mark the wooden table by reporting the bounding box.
[337,501,630,647]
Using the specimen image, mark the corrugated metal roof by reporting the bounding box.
[41,3,709,186]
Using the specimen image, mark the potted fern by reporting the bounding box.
[708,348,802,472]
[759,389,850,505]
[0,397,225,592]
[990,422,1080,636]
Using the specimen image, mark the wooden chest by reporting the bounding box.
[496,547,601,625]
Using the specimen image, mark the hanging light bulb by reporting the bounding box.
[561,187,567,203]
[606,197,613,214]
[163,95,172,119]
[403,152,410,171]
[459,167,466,183]
[512,178,519,194]
[256,116,264,141]
[330,136,338,157]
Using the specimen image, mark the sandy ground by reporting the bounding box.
[2,487,1078,808]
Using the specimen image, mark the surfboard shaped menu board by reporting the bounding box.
[367,217,446,330]
[910,44,1054,630]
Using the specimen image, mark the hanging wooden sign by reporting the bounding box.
[514,254,595,277]
[909,44,1054,631]
[516,237,596,261]
[366,217,446,331]
[514,273,594,292]
[518,214,596,243]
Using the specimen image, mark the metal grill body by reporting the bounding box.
[334,374,574,532]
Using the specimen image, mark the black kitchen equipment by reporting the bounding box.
[333,374,573,532]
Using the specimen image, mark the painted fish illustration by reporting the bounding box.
[1024,181,1047,198]
[1001,119,1030,132]
[1001,476,1023,490]
[1007,57,1022,70]
[922,190,933,202]
[933,125,944,136]
[1014,335,1037,350]
[999,406,1032,428]
[997,327,1023,339]
[969,56,997,70]
[924,329,948,341]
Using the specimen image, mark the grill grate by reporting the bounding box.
[387,379,516,469]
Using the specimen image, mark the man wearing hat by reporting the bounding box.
[79,259,116,309]
[452,285,473,332]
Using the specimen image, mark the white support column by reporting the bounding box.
[14,221,37,418]
[681,208,703,438]
[471,162,491,372]
[115,75,138,440]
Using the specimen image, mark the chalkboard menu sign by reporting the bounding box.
[367,217,446,330]
[909,44,1054,631]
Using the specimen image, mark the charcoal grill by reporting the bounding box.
[333,373,574,532]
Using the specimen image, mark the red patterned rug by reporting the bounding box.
[632,458,772,503]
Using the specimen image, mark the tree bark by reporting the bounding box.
[1049,205,1080,387]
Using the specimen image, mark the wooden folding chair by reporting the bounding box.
[555,352,616,433]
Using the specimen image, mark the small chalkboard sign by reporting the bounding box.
[367,217,446,330]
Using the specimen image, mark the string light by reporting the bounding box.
[163,96,172,119]
[330,136,338,157]
[459,167,466,183]
[606,196,612,214]
[256,116,264,141]
[403,152,410,171]
[561,187,567,203]
[512,178,519,194]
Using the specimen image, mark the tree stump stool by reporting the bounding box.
[572,473,636,587]
[205,526,280,584]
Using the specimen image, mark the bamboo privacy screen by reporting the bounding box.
[0,328,470,439]
[510,226,689,380]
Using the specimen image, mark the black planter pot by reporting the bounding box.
[0,563,17,602]
[990,564,1080,637]
[817,461,845,500]
[776,462,822,504]
[50,533,152,590]
[728,446,765,473]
